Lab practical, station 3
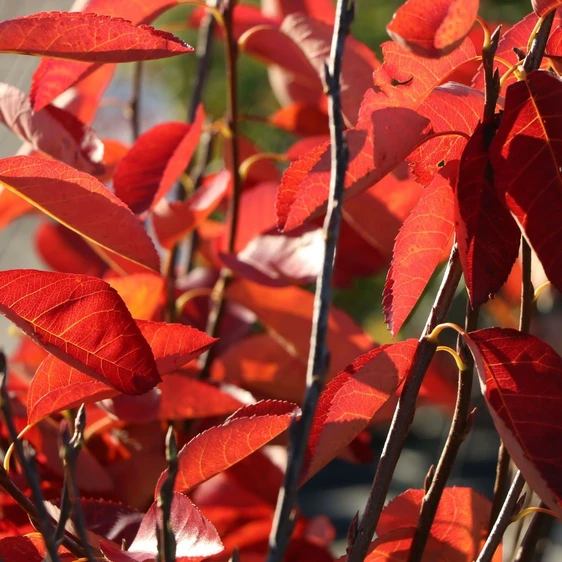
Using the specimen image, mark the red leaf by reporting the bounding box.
[106,274,164,320]
[30,0,180,111]
[342,172,422,258]
[276,89,430,231]
[383,166,456,336]
[101,493,223,562]
[155,401,298,496]
[466,328,562,516]
[280,13,380,124]
[455,120,520,307]
[302,340,418,483]
[0,156,160,272]
[35,222,108,277]
[378,487,495,561]
[409,83,484,185]
[151,170,229,250]
[135,320,217,375]
[490,70,562,294]
[0,83,104,175]
[378,38,477,103]
[546,26,562,73]
[0,12,192,62]
[387,0,479,58]
[0,269,159,395]
[261,0,335,24]
[0,535,74,562]
[226,279,374,375]
[114,107,205,214]
[0,189,36,229]
[533,0,559,16]
[269,102,329,136]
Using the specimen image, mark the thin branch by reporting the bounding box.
[157,427,179,562]
[164,0,218,321]
[0,352,60,562]
[129,62,143,140]
[408,305,478,562]
[476,471,525,562]
[265,2,354,561]
[489,443,512,530]
[59,405,95,562]
[522,11,555,74]
[346,245,463,562]
[198,0,242,379]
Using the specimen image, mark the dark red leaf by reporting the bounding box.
[455,120,520,307]
[466,328,562,517]
[490,70,562,294]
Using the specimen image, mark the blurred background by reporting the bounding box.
[0,0,561,560]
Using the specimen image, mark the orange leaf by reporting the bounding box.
[378,487,495,561]
[302,340,418,483]
[106,273,164,320]
[466,328,562,517]
[155,401,298,497]
[0,270,160,395]
[383,166,456,336]
[151,170,230,250]
[114,106,205,214]
[226,279,374,374]
[387,0,479,58]
[0,11,192,62]
[0,156,160,272]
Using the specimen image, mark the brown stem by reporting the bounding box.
[265,2,354,561]
[346,245,463,562]
[489,443,511,530]
[407,305,478,562]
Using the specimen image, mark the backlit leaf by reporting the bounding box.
[455,120,520,307]
[0,83,104,175]
[383,165,456,336]
[490,70,562,294]
[302,340,418,483]
[466,328,562,517]
[106,273,164,320]
[387,0,479,57]
[533,0,560,16]
[113,106,205,214]
[226,279,374,375]
[0,11,192,62]
[0,269,160,395]
[101,493,223,562]
[0,156,160,271]
[155,401,298,496]
[377,487,496,561]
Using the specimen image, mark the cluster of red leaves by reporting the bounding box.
[0,0,561,560]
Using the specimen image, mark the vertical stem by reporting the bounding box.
[513,501,553,561]
[489,443,511,530]
[407,305,478,562]
[476,471,525,562]
[130,62,143,140]
[265,2,354,561]
[198,0,242,379]
[346,246,463,562]
[164,0,218,321]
